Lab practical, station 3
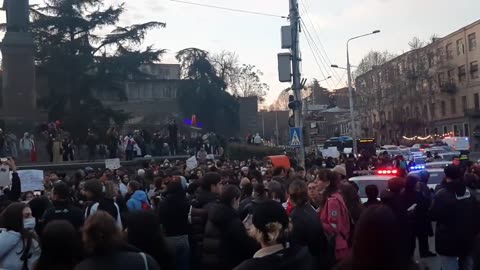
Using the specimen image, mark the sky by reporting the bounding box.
[1,0,480,105]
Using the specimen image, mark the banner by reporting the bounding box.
[17,170,44,192]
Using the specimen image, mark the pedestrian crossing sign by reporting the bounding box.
[290,128,302,147]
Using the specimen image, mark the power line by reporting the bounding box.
[300,20,334,89]
[298,0,342,84]
[170,0,287,18]
[302,25,334,89]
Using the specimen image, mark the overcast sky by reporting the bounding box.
[2,0,480,105]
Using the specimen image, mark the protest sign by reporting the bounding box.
[17,170,44,192]
[105,158,121,170]
[0,165,10,187]
[186,156,198,171]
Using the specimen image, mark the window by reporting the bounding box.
[448,69,455,83]
[462,96,467,111]
[458,65,467,82]
[387,111,392,121]
[475,93,480,109]
[446,43,453,59]
[450,98,456,114]
[431,103,436,119]
[436,48,443,64]
[443,126,448,134]
[437,72,445,86]
[456,39,465,55]
[453,125,459,136]
[469,33,477,51]
[471,61,479,79]
[441,101,446,116]
[465,123,470,137]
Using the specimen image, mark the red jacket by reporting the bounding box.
[319,192,351,261]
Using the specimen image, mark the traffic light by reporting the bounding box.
[288,94,301,110]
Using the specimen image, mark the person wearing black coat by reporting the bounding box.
[289,180,332,269]
[202,185,259,270]
[189,173,222,270]
[158,181,191,270]
[42,181,84,232]
[0,160,21,213]
[430,165,478,270]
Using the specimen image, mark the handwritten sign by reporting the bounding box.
[17,170,44,192]
[0,165,10,187]
[105,158,121,170]
[321,147,340,158]
[186,156,198,171]
[344,148,353,154]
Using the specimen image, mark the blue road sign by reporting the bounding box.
[290,128,302,147]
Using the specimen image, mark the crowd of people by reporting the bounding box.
[1,152,480,270]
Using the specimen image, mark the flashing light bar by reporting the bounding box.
[409,165,425,171]
[377,169,398,175]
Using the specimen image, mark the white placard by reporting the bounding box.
[0,165,10,187]
[17,170,44,192]
[344,148,353,154]
[321,148,340,158]
[186,156,198,171]
[105,158,121,170]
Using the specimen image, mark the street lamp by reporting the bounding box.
[332,30,381,155]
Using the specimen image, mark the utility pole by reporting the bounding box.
[289,0,305,168]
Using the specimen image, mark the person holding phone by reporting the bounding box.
[0,159,20,213]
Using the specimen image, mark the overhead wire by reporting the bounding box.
[298,0,343,85]
[169,0,287,18]
[300,20,334,89]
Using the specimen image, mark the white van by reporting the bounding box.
[442,137,470,151]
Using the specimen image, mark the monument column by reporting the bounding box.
[0,0,41,130]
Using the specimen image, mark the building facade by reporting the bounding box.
[356,20,480,148]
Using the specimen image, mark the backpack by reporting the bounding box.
[141,201,151,210]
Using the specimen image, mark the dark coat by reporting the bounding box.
[290,204,331,269]
[189,189,218,267]
[74,251,160,270]
[430,182,478,257]
[42,200,84,231]
[202,203,259,270]
[0,172,21,212]
[234,246,314,270]
[157,191,190,237]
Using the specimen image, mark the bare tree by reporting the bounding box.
[409,37,425,50]
[211,51,240,92]
[269,90,290,111]
[236,64,270,102]
[354,50,397,78]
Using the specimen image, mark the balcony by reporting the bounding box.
[440,82,457,94]
[465,108,480,118]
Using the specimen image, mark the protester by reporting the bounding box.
[34,220,83,270]
[234,200,314,270]
[289,180,333,269]
[157,181,191,270]
[42,181,84,231]
[430,165,478,270]
[0,159,21,212]
[202,185,259,270]
[83,179,122,228]
[0,203,41,270]
[126,180,150,211]
[317,169,352,261]
[336,205,419,270]
[74,211,160,270]
[307,180,321,210]
[124,211,174,270]
[363,184,381,207]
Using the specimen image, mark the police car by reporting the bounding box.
[408,168,445,190]
[349,169,399,203]
[425,161,452,169]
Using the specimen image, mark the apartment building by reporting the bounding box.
[356,19,480,149]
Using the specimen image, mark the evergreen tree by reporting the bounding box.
[30,0,165,138]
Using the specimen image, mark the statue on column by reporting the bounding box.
[3,0,29,32]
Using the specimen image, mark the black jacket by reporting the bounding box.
[202,203,259,270]
[430,182,478,257]
[157,191,190,237]
[42,200,84,231]
[0,172,21,212]
[290,204,331,269]
[189,189,218,266]
[234,246,314,270]
[74,251,160,270]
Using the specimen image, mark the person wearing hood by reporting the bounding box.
[202,185,259,270]
[430,165,478,270]
[190,172,222,269]
[126,180,150,211]
[234,200,313,270]
[0,203,41,270]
